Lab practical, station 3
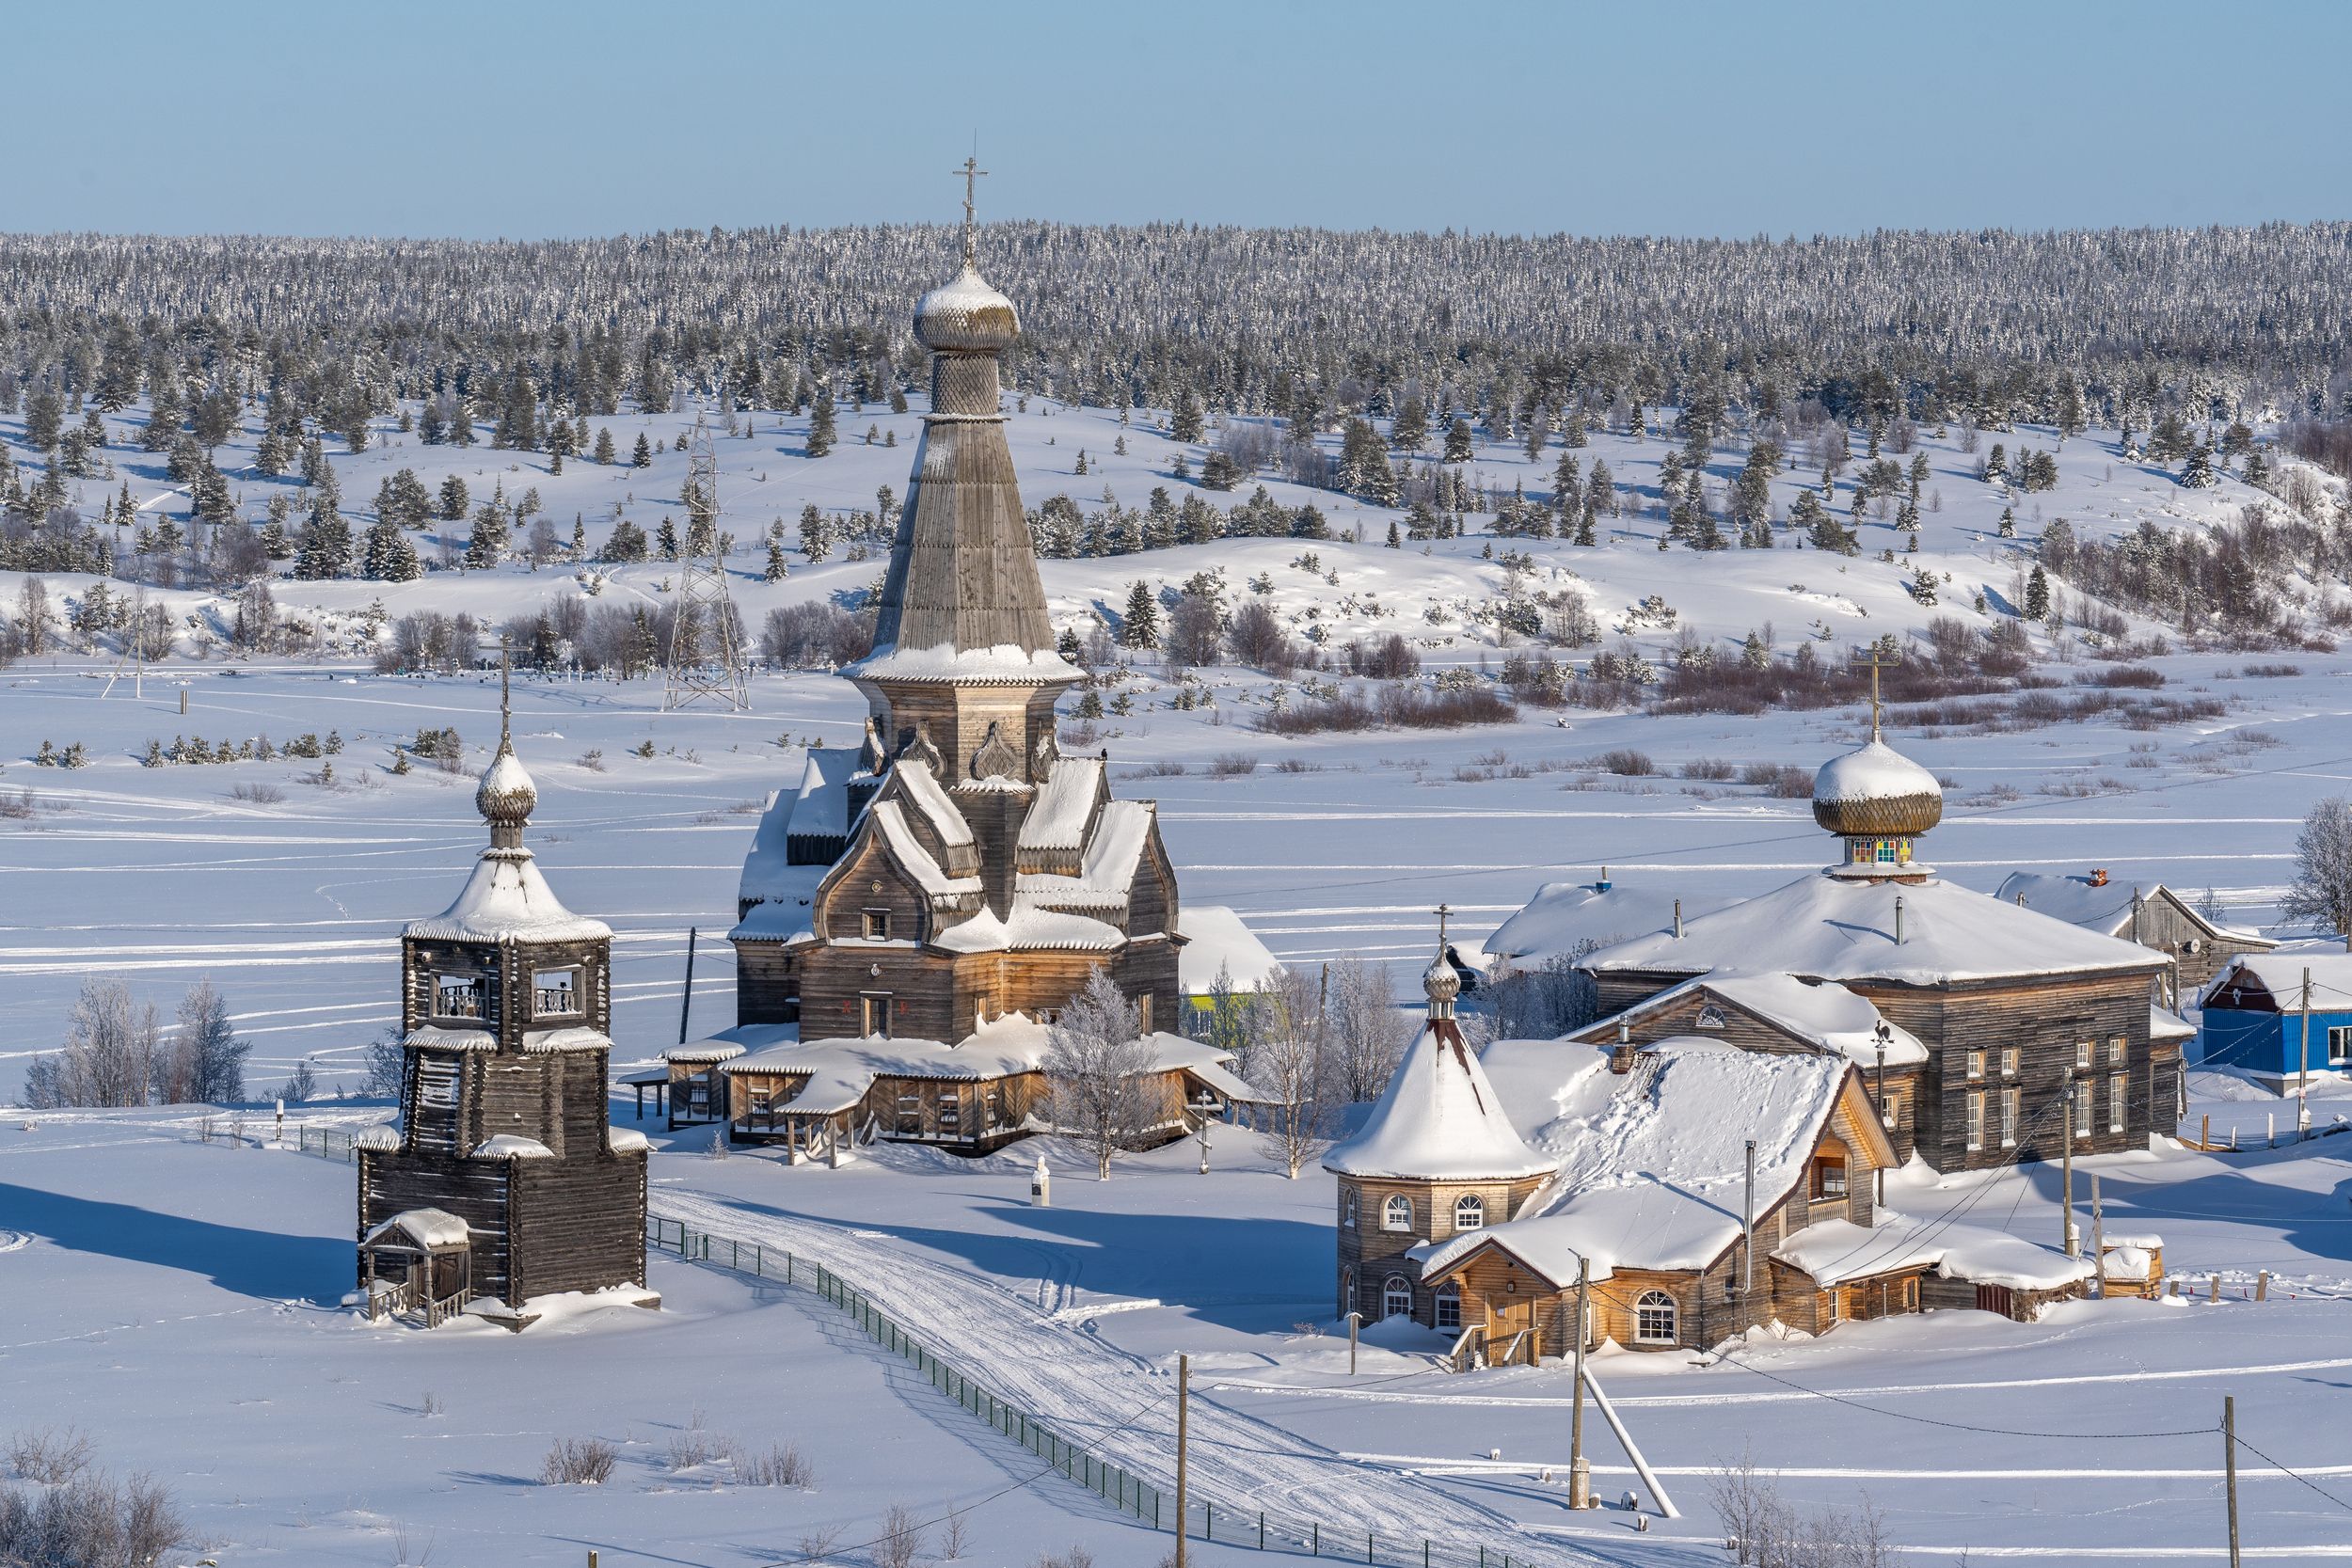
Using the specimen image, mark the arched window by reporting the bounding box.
[1434,1282,1462,1332]
[1382,1196,1413,1233]
[1453,1194,1485,1231]
[1635,1290,1678,1345]
[1341,1190,1359,1228]
[1381,1275,1412,1320]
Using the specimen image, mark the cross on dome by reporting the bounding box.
[954,154,988,267]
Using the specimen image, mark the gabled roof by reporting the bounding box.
[867,800,982,903]
[1773,1215,2092,1292]
[1575,973,1929,1068]
[892,757,975,851]
[2201,951,2352,1011]
[1994,873,2272,947]
[1017,800,1153,913]
[1421,1040,1891,1285]
[1019,756,1104,853]
[740,748,865,906]
[1324,1021,1554,1183]
[1176,905,1281,996]
[1583,871,2166,988]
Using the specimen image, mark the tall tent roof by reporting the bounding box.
[1324,1022,1555,1182]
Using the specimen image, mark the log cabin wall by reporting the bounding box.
[801,948,959,1043]
[1336,1174,1549,1321]
[509,1155,646,1303]
[817,836,931,946]
[736,943,801,1025]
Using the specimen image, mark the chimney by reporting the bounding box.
[1673,898,1683,939]
[1894,895,1905,945]
[1610,1019,1636,1074]
[2089,868,2109,888]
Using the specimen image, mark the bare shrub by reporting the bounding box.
[1679,757,1734,781]
[2078,665,2164,689]
[1272,757,1320,773]
[0,1468,183,1568]
[1206,752,1259,778]
[1127,759,1187,777]
[1227,599,1298,673]
[1736,762,1816,799]
[2243,662,2301,677]
[419,1389,443,1418]
[539,1436,617,1485]
[1591,748,1655,776]
[875,1503,926,1568]
[761,601,874,669]
[1343,633,1420,680]
[666,1415,717,1472]
[795,1523,845,1561]
[7,1426,92,1484]
[940,1508,971,1560]
[730,1441,813,1488]
[1487,951,1598,1038]
[0,787,38,819]
[1031,1549,1094,1568]
[228,782,285,804]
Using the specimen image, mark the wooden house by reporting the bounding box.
[1996,871,2275,1006]
[2197,952,2352,1090]
[355,686,652,1330]
[709,223,1266,1151]
[1578,734,2179,1174]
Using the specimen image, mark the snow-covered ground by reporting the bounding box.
[8,395,2352,1564]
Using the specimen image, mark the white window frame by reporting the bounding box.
[1821,1288,1842,1325]
[1966,1049,1984,1082]
[1381,1275,1411,1320]
[1382,1195,1413,1233]
[2000,1046,2019,1079]
[2000,1087,2020,1149]
[2329,1025,2352,1068]
[1453,1194,1485,1231]
[1342,1191,1358,1229]
[1634,1290,1678,1345]
[1881,1089,1900,1132]
[1965,1091,1985,1152]
[2107,1036,2128,1068]
[2075,1038,2093,1071]
[2107,1071,2127,1133]
[1434,1283,1462,1332]
[2074,1085,2094,1140]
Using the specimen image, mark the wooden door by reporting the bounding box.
[1975,1283,2015,1319]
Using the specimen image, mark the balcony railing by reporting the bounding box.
[435,987,484,1019]
[532,987,580,1016]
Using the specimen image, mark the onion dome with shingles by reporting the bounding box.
[476,739,537,831]
[914,264,1019,354]
[1811,739,1943,838]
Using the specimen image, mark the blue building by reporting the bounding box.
[2198,953,2352,1088]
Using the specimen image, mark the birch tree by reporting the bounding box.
[2284,797,2352,949]
[1326,958,1410,1102]
[1244,966,1330,1179]
[1043,969,1157,1180]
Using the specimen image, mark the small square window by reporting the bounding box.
[2074,1039,2093,1071]
[434,974,485,1020]
[863,909,890,940]
[2107,1037,2127,1067]
[2000,1047,2019,1079]
[1966,1050,1985,1082]
[532,968,580,1018]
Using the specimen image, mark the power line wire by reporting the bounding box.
[1708,1346,2217,1441]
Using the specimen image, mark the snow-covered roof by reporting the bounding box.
[363,1208,470,1250]
[1994,872,2271,945]
[1017,799,1153,912]
[606,1127,651,1154]
[1325,1021,1555,1182]
[1773,1215,2094,1292]
[728,866,825,942]
[1019,757,1104,852]
[2150,1005,2197,1043]
[1583,871,2166,987]
[2201,952,2352,1010]
[1177,905,1280,996]
[666,1035,755,1065]
[403,1025,497,1053]
[2102,1244,2154,1281]
[354,1125,401,1151]
[845,641,1080,686]
[1421,1040,1871,1284]
[895,757,975,848]
[739,748,864,906]
[469,1134,555,1160]
[521,1027,610,1054]
[405,851,612,946]
[931,907,1126,953]
[1581,974,1929,1068]
[869,800,982,901]
[1486,879,1716,963]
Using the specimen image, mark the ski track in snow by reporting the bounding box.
[648,1189,1558,1553]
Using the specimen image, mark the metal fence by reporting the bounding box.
[296,1127,358,1163]
[645,1213,1549,1568]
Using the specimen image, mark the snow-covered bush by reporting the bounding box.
[539,1436,617,1485]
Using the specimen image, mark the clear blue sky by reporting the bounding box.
[15,0,2348,240]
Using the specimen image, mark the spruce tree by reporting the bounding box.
[806,391,836,457]
[361,517,421,582]
[2025,564,2051,620]
[293,499,352,579]
[1120,580,1160,649]
[2179,444,2218,488]
[1170,393,1205,445]
[631,432,653,467]
[438,474,469,521]
[1385,519,1401,548]
[657,516,679,561]
[1443,416,1474,463]
[764,535,788,581]
[799,502,831,562]
[594,427,617,465]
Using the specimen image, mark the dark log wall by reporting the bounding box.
[359,1149,512,1301]
[510,1155,647,1303]
[736,943,800,1025]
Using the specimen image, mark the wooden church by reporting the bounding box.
[355,671,653,1329]
[666,188,1262,1155]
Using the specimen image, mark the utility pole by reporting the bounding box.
[2223,1395,2241,1568]
[1741,1139,1756,1295]
[1872,1022,1891,1209]
[677,927,699,1045]
[2299,967,2313,1139]
[2090,1173,2106,1295]
[1174,1354,1191,1568]
[2061,1082,2078,1259]
[1569,1256,1592,1510]
[1345,1310,1359,1375]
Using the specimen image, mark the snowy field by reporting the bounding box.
[8,396,2352,1564]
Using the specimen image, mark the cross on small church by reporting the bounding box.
[953,155,987,265]
[1435,902,1451,950]
[1854,646,1900,742]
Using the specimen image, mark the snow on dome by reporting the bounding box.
[476,744,538,825]
[1811,740,1943,838]
[914,263,1020,353]
[1324,1022,1553,1183]
[404,851,613,945]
